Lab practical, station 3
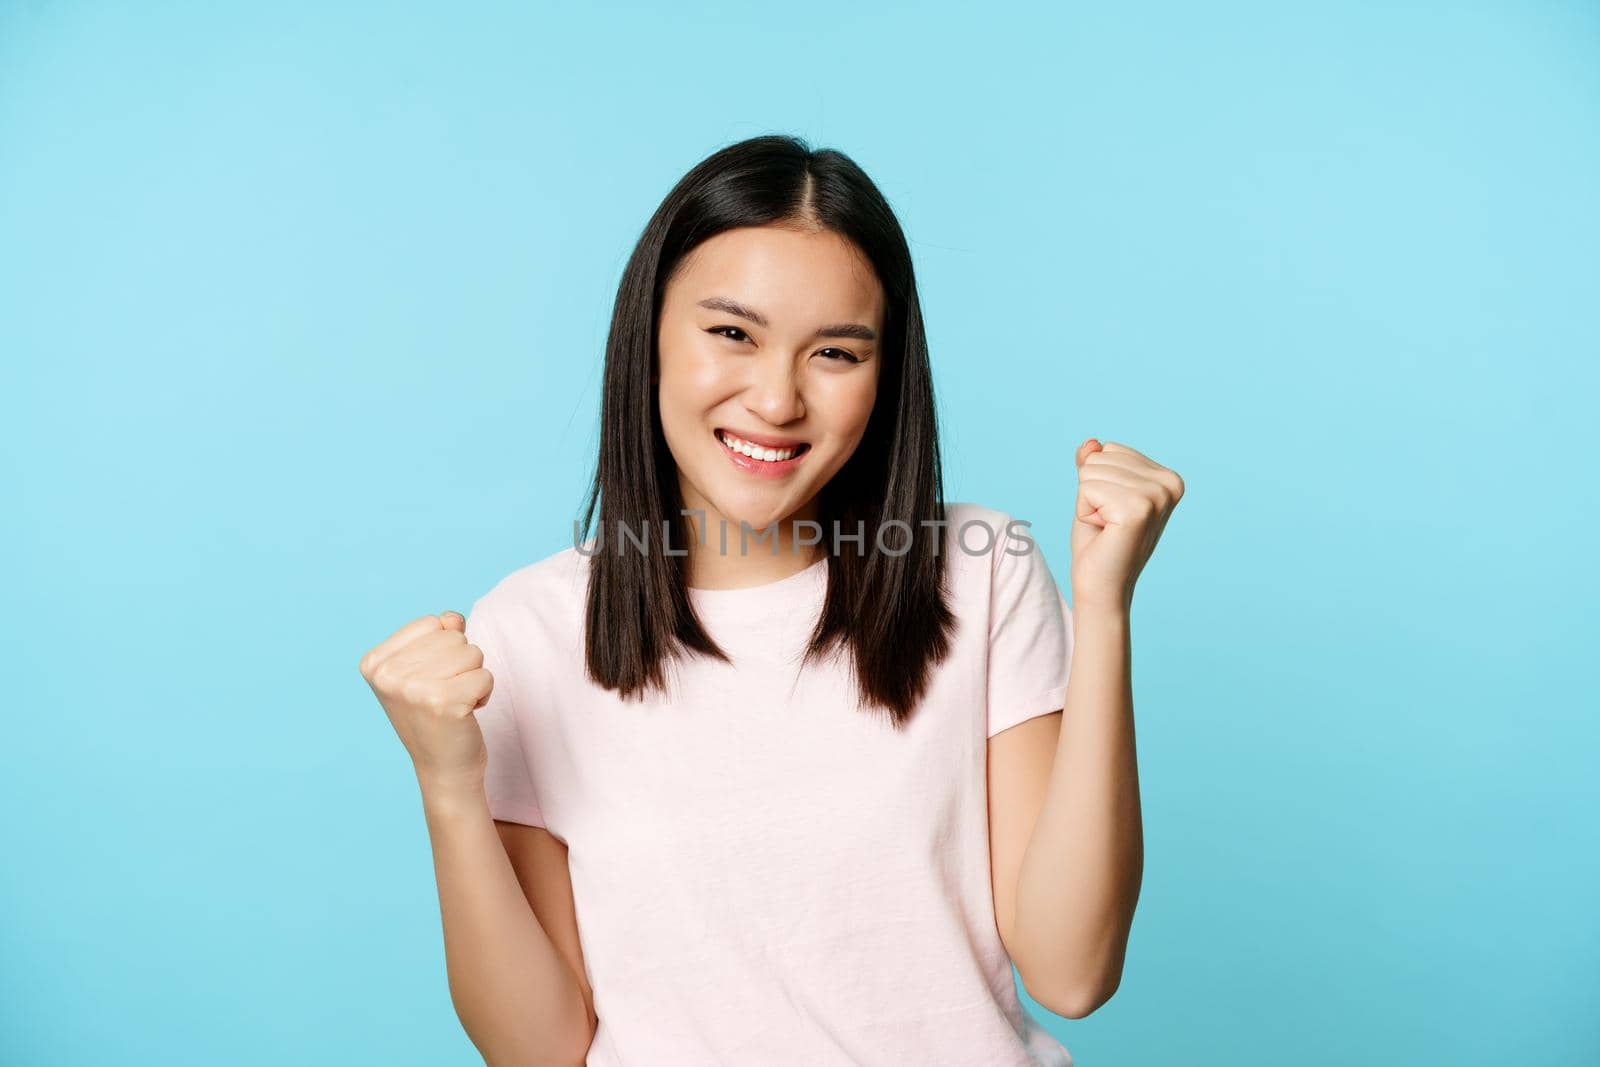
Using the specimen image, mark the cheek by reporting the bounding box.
[657,349,722,428]
[815,369,880,440]
[659,340,728,410]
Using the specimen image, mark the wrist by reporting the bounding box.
[416,771,489,819]
[1069,588,1132,621]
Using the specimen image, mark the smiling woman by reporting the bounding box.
[577,139,964,726]
[656,226,884,585]
[360,134,1134,1067]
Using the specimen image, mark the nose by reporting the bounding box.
[743,351,805,426]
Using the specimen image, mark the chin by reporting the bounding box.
[716,497,788,532]
[705,484,796,532]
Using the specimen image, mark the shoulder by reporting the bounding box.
[942,499,1005,527]
[941,500,1029,536]
[470,544,591,635]
[940,500,1033,570]
[938,501,1065,627]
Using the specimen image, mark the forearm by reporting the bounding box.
[1011,603,1144,1013]
[419,778,591,1066]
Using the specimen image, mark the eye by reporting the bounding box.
[818,347,863,364]
[708,325,751,343]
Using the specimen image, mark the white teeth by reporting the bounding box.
[719,431,800,463]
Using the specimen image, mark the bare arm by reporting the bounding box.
[988,605,1143,1018]
[362,610,596,1064]
[990,438,1177,1017]
[419,775,595,1066]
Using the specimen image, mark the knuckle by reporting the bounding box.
[398,677,430,707]
[369,660,394,690]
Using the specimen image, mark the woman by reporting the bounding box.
[360,134,1183,1065]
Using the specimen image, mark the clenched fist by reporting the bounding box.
[359,611,495,792]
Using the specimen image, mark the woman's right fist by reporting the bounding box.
[359,611,495,790]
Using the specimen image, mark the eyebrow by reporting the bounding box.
[696,296,878,342]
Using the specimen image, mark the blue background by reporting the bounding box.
[3,2,1596,1063]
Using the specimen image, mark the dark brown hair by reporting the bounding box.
[579,134,955,728]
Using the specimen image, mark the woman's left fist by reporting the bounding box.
[1069,438,1184,613]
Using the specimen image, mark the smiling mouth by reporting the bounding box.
[715,429,811,463]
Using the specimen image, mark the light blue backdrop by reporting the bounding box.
[3,2,1595,1064]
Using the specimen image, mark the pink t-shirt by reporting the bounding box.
[465,501,1076,1066]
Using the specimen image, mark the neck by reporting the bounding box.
[679,499,824,591]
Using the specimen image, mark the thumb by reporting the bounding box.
[438,610,465,632]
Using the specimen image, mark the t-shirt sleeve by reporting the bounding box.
[985,516,1076,739]
[464,601,545,828]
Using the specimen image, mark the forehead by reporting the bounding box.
[668,226,885,325]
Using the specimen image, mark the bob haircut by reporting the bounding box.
[579,133,956,728]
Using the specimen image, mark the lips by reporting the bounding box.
[715,427,810,451]
[714,428,811,477]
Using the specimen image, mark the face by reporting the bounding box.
[656,224,885,539]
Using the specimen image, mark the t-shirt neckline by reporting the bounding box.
[686,554,827,603]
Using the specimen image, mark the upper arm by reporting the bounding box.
[987,709,1063,972]
[494,820,597,1041]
